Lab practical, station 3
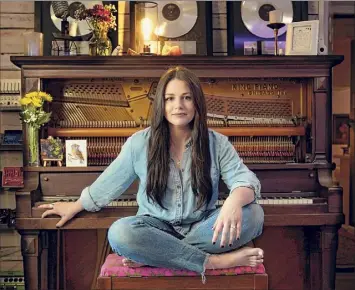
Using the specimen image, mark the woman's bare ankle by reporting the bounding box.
[206,254,225,269]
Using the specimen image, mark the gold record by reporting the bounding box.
[156,1,198,38]
[241,0,293,38]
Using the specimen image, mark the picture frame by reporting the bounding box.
[130,1,213,56]
[40,136,64,166]
[35,1,118,56]
[65,140,87,167]
[226,1,308,56]
[285,20,319,55]
[332,114,350,145]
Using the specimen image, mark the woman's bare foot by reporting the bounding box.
[122,257,146,268]
[206,247,264,269]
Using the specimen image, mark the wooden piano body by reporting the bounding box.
[11,56,344,290]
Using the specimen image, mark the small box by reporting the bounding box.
[2,167,24,188]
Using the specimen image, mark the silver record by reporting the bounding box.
[50,1,103,37]
[241,1,293,39]
[156,1,198,38]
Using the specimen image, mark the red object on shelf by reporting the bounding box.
[2,167,24,188]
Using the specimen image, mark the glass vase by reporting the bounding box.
[89,29,112,56]
[26,124,40,167]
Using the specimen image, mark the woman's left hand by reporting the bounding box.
[212,196,243,247]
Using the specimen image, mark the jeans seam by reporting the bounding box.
[201,253,210,284]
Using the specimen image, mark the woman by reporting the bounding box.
[40,66,264,280]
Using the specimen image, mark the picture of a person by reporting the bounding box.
[337,122,349,144]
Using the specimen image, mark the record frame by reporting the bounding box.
[227,1,308,56]
[34,1,119,56]
[129,1,213,56]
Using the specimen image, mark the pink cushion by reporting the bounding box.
[100,254,266,278]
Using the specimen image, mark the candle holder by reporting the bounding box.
[134,1,159,55]
[267,23,285,56]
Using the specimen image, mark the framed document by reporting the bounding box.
[285,20,319,55]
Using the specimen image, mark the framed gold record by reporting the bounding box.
[241,0,293,39]
[156,1,198,38]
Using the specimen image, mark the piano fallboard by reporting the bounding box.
[16,210,342,229]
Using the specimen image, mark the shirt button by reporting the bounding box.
[178,203,181,207]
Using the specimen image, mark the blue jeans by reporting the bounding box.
[108,203,264,275]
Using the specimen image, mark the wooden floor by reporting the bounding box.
[336,225,355,290]
[336,271,355,290]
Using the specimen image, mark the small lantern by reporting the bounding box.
[134,1,159,55]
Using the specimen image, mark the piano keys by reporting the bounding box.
[39,194,319,207]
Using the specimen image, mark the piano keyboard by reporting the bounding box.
[42,196,315,207]
[217,197,314,206]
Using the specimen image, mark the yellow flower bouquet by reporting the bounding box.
[20,91,53,128]
[20,91,53,166]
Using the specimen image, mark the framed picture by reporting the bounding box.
[35,1,118,56]
[226,1,308,56]
[40,137,64,161]
[333,114,350,145]
[130,1,213,55]
[65,140,87,167]
[285,20,319,55]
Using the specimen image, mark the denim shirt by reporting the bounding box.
[79,128,261,232]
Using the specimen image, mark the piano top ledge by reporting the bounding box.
[23,163,334,172]
[10,55,344,68]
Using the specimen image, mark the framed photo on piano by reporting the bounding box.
[333,114,350,145]
[285,20,319,55]
[65,140,87,167]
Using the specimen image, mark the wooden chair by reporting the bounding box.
[96,254,268,290]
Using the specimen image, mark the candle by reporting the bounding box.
[269,10,283,24]
[69,21,78,37]
[23,32,43,56]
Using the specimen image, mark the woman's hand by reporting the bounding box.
[38,200,84,228]
[212,196,243,247]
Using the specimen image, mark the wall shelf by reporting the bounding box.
[0,107,21,112]
[0,144,22,151]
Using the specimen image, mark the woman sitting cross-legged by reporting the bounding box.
[39,66,264,282]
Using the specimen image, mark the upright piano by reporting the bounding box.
[11,56,344,290]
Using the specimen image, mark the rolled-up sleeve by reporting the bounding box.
[218,135,261,200]
[79,136,138,211]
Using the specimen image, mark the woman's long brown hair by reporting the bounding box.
[146,66,212,210]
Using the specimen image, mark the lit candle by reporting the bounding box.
[141,18,153,42]
[269,10,283,24]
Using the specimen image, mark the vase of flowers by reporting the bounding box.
[89,26,112,56]
[75,4,116,56]
[20,91,52,166]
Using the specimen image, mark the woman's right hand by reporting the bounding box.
[38,200,84,228]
